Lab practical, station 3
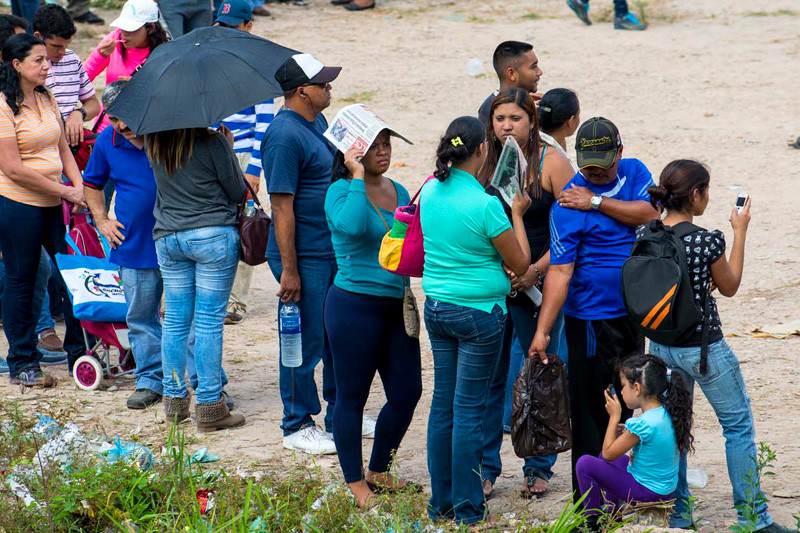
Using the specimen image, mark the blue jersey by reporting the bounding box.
[550,158,654,320]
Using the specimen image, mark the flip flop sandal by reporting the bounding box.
[520,473,549,499]
[789,136,800,149]
[482,479,494,499]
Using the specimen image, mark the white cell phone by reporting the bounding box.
[735,193,749,214]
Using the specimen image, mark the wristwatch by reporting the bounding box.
[590,195,603,210]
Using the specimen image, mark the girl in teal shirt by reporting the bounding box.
[323,130,421,509]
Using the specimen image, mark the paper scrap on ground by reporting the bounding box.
[739,319,800,339]
[324,104,412,154]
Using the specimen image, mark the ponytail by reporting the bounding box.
[648,159,710,213]
[620,354,694,455]
[433,116,485,181]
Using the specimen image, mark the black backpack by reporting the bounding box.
[622,220,711,371]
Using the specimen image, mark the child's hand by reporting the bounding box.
[604,387,622,420]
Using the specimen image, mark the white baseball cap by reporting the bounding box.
[110,0,160,32]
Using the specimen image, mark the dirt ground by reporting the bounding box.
[1,0,799,529]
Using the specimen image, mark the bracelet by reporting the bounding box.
[532,265,545,286]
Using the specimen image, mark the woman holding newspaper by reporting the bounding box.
[478,87,575,498]
[323,110,421,509]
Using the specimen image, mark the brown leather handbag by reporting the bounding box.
[238,178,271,266]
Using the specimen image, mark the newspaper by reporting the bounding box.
[324,104,412,154]
[490,136,527,208]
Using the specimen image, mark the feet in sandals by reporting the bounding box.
[520,474,549,499]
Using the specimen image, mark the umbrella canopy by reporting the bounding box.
[108,26,298,135]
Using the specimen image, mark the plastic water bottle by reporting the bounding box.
[686,468,709,489]
[279,303,302,368]
[466,58,484,77]
[243,199,256,217]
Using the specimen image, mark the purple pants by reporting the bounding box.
[576,454,671,514]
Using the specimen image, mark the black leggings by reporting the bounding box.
[324,285,422,483]
[0,196,85,375]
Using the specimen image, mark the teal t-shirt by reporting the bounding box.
[325,177,410,298]
[625,406,679,495]
[420,168,512,313]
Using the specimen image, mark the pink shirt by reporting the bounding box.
[85,29,151,132]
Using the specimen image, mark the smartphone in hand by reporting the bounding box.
[735,192,749,214]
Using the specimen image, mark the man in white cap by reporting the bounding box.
[264,54,365,455]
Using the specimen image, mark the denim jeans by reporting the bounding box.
[267,257,337,435]
[0,249,54,335]
[0,196,85,375]
[156,226,239,405]
[650,339,773,530]
[425,298,505,525]
[10,0,39,27]
[483,309,566,484]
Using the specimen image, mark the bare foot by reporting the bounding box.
[520,475,549,499]
[482,479,493,499]
[347,480,376,509]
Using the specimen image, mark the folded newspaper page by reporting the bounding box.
[324,104,412,154]
[490,136,527,208]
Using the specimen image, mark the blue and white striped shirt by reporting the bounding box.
[220,99,275,177]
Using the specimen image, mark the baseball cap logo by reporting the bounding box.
[221,3,231,13]
[579,136,612,149]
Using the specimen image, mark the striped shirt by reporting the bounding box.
[45,50,96,120]
[219,99,275,177]
[0,92,64,207]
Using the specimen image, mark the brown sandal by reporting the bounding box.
[520,474,549,499]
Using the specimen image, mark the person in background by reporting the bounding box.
[479,87,573,499]
[577,355,692,529]
[157,0,212,38]
[0,33,87,386]
[646,160,793,533]
[67,0,105,25]
[212,0,275,325]
[145,124,245,432]
[263,53,343,455]
[538,88,580,172]
[10,0,39,28]
[478,40,542,127]
[1,14,29,45]
[324,132,421,508]
[529,117,659,499]
[84,0,168,133]
[566,0,646,30]
[34,5,101,146]
[422,116,531,525]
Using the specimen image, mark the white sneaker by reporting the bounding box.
[283,426,337,455]
[325,415,377,441]
[361,415,376,439]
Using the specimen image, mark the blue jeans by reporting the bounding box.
[268,257,337,435]
[0,249,54,334]
[425,298,505,525]
[10,0,39,27]
[650,339,773,530]
[156,226,239,405]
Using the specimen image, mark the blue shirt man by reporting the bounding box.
[263,53,342,455]
[529,117,659,498]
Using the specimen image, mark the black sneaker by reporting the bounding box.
[73,11,105,25]
[127,389,162,410]
[757,524,797,533]
[10,368,56,387]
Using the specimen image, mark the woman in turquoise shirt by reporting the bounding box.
[323,130,421,509]
[420,116,531,525]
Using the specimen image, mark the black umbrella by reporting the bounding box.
[109,26,298,135]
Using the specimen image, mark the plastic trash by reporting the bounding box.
[34,422,92,472]
[196,489,215,514]
[686,468,709,489]
[103,436,155,471]
[189,447,220,464]
[279,303,302,368]
[466,58,484,77]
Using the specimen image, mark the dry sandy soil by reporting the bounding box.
[1,0,799,529]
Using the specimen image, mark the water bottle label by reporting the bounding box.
[280,316,301,335]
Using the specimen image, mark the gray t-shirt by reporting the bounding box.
[151,131,246,239]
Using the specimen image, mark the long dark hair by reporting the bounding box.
[119,22,169,58]
[648,159,710,213]
[478,87,542,198]
[0,33,49,115]
[144,128,212,176]
[620,354,694,455]
[539,88,579,134]
[433,116,485,181]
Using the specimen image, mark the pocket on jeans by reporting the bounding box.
[186,230,233,265]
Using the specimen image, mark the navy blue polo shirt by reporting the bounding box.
[262,108,335,261]
[83,127,159,269]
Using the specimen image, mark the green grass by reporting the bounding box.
[743,9,799,17]
[339,90,377,105]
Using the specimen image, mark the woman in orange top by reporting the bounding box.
[0,33,86,387]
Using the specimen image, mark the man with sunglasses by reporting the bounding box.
[262,54,343,455]
[529,117,659,499]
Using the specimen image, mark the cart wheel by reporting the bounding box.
[73,355,104,391]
